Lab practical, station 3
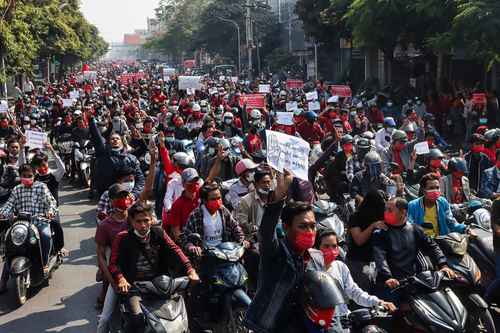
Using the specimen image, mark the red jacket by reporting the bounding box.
[296,121,325,144]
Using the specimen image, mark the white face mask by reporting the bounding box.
[23,124,30,130]
[122,181,135,192]
[134,229,150,239]
[224,118,232,125]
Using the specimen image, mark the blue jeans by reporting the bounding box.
[485,252,500,303]
[36,221,52,266]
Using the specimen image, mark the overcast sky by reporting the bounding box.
[81,0,158,43]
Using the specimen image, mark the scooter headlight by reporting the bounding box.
[11,225,28,246]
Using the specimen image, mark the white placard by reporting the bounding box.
[276,112,294,126]
[0,100,8,113]
[231,76,239,83]
[62,99,73,108]
[83,71,97,81]
[286,102,298,111]
[178,76,202,90]
[308,101,321,111]
[163,68,176,77]
[266,130,310,181]
[415,141,430,155]
[219,75,226,81]
[186,88,195,95]
[26,130,47,149]
[259,84,271,93]
[69,90,79,100]
[209,88,218,95]
[306,91,318,101]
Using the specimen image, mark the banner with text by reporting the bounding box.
[266,130,310,181]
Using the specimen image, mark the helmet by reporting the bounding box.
[200,100,208,107]
[484,128,500,142]
[356,137,371,150]
[361,131,375,140]
[192,103,201,112]
[250,109,261,120]
[391,130,408,142]
[364,151,382,177]
[384,117,396,127]
[305,111,318,121]
[428,148,444,160]
[340,134,353,145]
[448,157,468,174]
[364,151,382,165]
[235,158,258,176]
[173,152,193,167]
[401,122,416,133]
[223,112,234,119]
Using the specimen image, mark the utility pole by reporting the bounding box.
[216,16,241,75]
[287,1,292,52]
[246,0,253,80]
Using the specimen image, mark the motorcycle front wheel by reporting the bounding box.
[14,271,29,306]
[227,308,248,333]
[472,309,496,333]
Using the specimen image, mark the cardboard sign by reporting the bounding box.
[286,101,298,111]
[330,85,352,97]
[62,99,73,108]
[276,112,294,126]
[183,59,196,69]
[472,93,487,106]
[178,76,202,90]
[259,84,271,94]
[266,130,310,181]
[240,94,266,109]
[306,91,318,101]
[415,141,430,155]
[286,79,304,89]
[26,130,47,149]
[0,100,8,113]
[308,101,321,111]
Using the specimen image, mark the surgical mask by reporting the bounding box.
[384,211,399,226]
[23,124,30,130]
[134,229,150,239]
[321,247,339,266]
[205,198,222,215]
[257,188,270,196]
[386,127,394,134]
[245,172,254,183]
[425,190,441,202]
[430,159,442,169]
[21,177,34,187]
[207,147,216,156]
[387,102,393,107]
[122,181,135,192]
[224,118,232,125]
[290,231,316,253]
[112,197,133,211]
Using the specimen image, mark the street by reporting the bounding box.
[0,182,99,333]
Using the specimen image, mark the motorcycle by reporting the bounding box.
[2,213,62,306]
[334,306,391,333]
[468,223,496,291]
[118,275,191,333]
[187,234,251,333]
[56,133,74,176]
[73,140,94,187]
[313,200,347,260]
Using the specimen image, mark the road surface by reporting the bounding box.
[0,182,99,333]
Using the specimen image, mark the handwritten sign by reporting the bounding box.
[286,101,298,111]
[0,100,8,113]
[276,112,294,126]
[266,130,310,181]
[306,91,318,101]
[240,94,266,109]
[178,76,202,90]
[26,130,47,149]
[415,141,430,155]
[259,84,271,94]
[286,79,304,89]
[308,101,321,111]
[62,99,73,108]
[330,85,352,97]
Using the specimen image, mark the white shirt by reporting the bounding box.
[163,172,183,211]
[375,128,393,151]
[202,206,223,248]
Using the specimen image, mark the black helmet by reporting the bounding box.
[448,157,468,174]
[340,134,353,145]
[428,148,444,160]
[305,111,318,121]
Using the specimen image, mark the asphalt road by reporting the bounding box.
[0,182,100,333]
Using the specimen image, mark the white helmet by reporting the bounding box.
[250,109,261,120]
[192,103,201,112]
[223,112,234,119]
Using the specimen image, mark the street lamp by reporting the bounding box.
[216,16,241,76]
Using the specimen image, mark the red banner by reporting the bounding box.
[286,79,304,89]
[183,59,196,69]
[119,72,145,85]
[472,93,487,106]
[240,94,266,109]
[330,85,352,97]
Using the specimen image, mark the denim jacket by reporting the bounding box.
[244,200,305,333]
[479,166,500,199]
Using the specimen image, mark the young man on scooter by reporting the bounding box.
[108,202,199,333]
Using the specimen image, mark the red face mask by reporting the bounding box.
[427,139,434,147]
[193,111,202,119]
[425,190,441,201]
[290,231,316,253]
[205,198,222,214]
[305,306,335,328]
[37,166,49,175]
[0,120,8,128]
[343,143,353,154]
[21,177,33,187]
[430,159,442,169]
[321,247,340,266]
[471,145,483,153]
[496,161,500,169]
[407,133,414,141]
[384,211,399,226]
[185,182,200,194]
[112,197,132,211]
[329,112,337,119]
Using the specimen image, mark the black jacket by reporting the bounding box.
[373,222,447,282]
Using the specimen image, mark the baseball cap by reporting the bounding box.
[108,183,129,199]
[384,117,396,127]
[181,168,199,183]
[235,158,259,176]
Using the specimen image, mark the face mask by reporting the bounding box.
[257,188,270,196]
[122,181,135,192]
[0,120,8,128]
[425,190,441,202]
[290,231,316,253]
[185,182,200,194]
[23,124,30,130]
[224,118,232,125]
[134,229,150,239]
[112,197,133,211]
[329,112,337,119]
[305,306,334,329]
[321,247,339,266]
[387,102,393,107]
[143,127,151,134]
[471,145,483,154]
[343,143,353,154]
[165,136,175,143]
[340,115,348,122]
[427,139,434,147]
[384,211,399,226]
[407,133,414,141]
[430,159,442,169]
[205,198,223,215]
[37,166,49,175]
[21,177,34,187]
[386,127,394,134]
[193,111,202,119]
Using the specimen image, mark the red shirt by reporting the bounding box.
[164,192,199,230]
[451,177,464,204]
[95,216,129,247]
[296,121,325,144]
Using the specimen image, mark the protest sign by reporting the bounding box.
[163,68,176,77]
[219,75,226,82]
[69,90,79,100]
[240,94,265,109]
[209,87,218,95]
[259,84,271,94]
[472,93,487,106]
[286,101,298,111]
[308,101,321,111]
[231,76,239,83]
[0,100,8,113]
[276,112,294,126]
[178,76,202,90]
[183,59,196,69]
[62,99,73,108]
[26,130,47,149]
[83,71,97,81]
[306,91,318,101]
[286,79,304,89]
[415,141,430,155]
[186,88,195,95]
[330,85,352,98]
[266,130,310,181]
